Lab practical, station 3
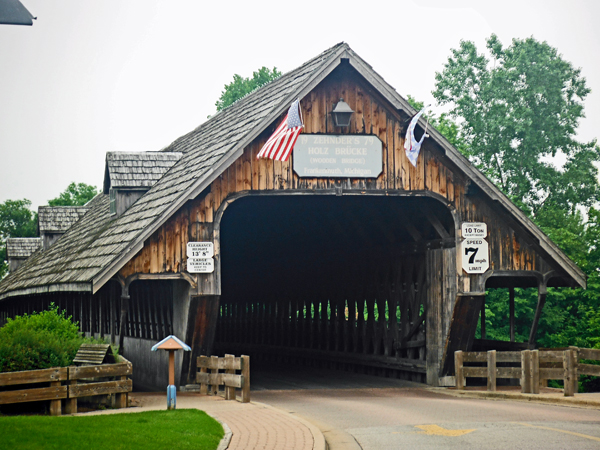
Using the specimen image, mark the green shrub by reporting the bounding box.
[0,304,84,372]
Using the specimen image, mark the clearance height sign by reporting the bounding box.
[461,222,489,274]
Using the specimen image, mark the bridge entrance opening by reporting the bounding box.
[215,194,455,384]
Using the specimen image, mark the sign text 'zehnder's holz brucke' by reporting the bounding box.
[293,134,383,178]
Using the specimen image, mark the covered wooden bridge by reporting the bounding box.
[0,43,585,389]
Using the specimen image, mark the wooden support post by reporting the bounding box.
[224,354,235,400]
[210,355,219,396]
[509,287,515,343]
[487,350,496,392]
[528,288,547,346]
[521,350,532,393]
[241,355,250,403]
[116,374,128,408]
[182,295,221,386]
[64,378,77,414]
[199,355,208,395]
[118,293,130,355]
[50,381,62,416]
[531,350,540,394]
[563,348,576,397]
[570,346,579,395]
[455,351,464,390]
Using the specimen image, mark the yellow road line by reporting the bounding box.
[414,424,476,437]
[516,423,600,443]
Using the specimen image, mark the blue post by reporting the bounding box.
[167,384,176,410]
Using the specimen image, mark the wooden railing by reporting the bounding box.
[0,367,68,416]
[455,347,600,397]
[196,354,250,403]
[0,358,132,415]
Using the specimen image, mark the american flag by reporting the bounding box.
[257,99,303,161]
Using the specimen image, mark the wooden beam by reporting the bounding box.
[528,290,547,346]
[420,204,450,239]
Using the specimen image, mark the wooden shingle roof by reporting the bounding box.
[0,43,347,299]
[0,42,586,299]
[6,238,42,259]
[103,152,182,194]
[38,206,89,233]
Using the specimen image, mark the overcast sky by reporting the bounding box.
[1,0,599,210]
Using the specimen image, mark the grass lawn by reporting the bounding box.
[0,409,224,450]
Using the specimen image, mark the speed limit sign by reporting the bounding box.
[461,238,489,274]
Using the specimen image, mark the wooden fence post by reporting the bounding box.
[487,350,496,392]
[49,381,62,416]
[531,350,540,394]
[224,354,235,400]
[64,367,77,414]
[521,350,531,393]
[210,355,219,396]
[455,351,464,390]
[569,346,579,395]
[199,355,208,395]
[563,349,576,397]
[241,355,250,403]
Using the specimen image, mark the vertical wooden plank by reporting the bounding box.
[224,354,235,400]
[531,350,540,394]
[273,159,283,190]
[563,349,576,397]
[569,346,579,395]
[199,356,208,395]
[354,84,365,134]
[65,378,77,414]
[210,355,219,396]
[386,116,395,189]
[50,381,61,416]
[521,350,532,393]
[241,355,250,403]
[455,351,464,390]
[487,350,497,392]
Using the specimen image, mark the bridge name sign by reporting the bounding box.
[293,134,383,178]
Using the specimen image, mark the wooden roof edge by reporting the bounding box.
[91,43,352,293]
[345,47,585,289]
[0,282,91,302]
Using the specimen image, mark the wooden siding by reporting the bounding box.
[119,73,557,288]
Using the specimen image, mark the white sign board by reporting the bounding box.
[187,242,214,258]
[462,222,487,238]
[293,134,383,178]
[187,257,214,273]
[462,238,489,274]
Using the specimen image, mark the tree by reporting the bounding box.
[432,37,600,389]
[215,67,282,112]
[433,34,600,217]
[0,199,37,278]
[48,182,98,207]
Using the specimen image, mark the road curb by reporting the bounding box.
[430,387,600,409]
[215,419,233,450]
[251,401,327,450]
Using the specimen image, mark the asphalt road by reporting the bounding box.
[251,364,600,449]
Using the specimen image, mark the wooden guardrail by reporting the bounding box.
[196,354,250,403]
[455,347,600,397]
[0,358,132,415]
[0,367,68,416]
[65,357,132,414]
